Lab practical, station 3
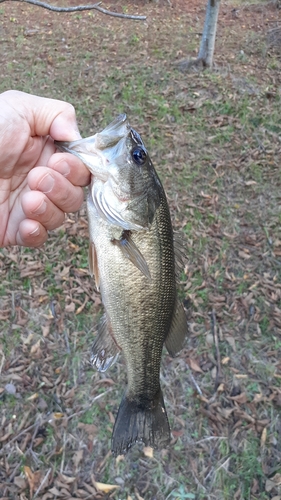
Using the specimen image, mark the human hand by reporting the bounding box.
[0,90,90,247]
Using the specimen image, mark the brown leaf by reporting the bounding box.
[30,339,41,355]
[24,467,42,498]
[14,476,27,489]
[65,302,76,312]
[77,422,98,439]
[143,446,154,458]
[73,448,84,468]
[94,481,119,493]
[229,392,248,404]
[187,358,203,373]
[260,427,267,447]
[271,473,281,485]
[238,250,251,260]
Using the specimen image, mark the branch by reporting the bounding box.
[210,309,223,390]
[0,0,147,20]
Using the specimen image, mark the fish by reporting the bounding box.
[55,114,188,456]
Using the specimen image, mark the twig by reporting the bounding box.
[67,389,113,420]
[60,430,67,474]
[196,436,227,445]
[0,0,147,20]
[0,421,41,455]
[186,364,203,396]
[33,468,52,498]
[210,309,223,390]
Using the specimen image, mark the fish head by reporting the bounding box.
[55,114,162,230]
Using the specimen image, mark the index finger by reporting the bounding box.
[47,152,91,187]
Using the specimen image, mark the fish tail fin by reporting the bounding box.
[111,390,170,456]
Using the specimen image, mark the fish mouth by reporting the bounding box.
[55,114,130,179]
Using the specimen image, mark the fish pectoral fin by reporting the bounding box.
[111,230,151,280]
[91,313,120,372]
[111,390,170,456]
[165,299,188,357]
[88,242,100,290]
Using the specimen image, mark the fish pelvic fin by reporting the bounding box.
[111,390,170,456]
[91,314,120,372]
[165,299,188,357]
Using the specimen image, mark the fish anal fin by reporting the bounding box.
[91,313,120,372]
[111,389,170,456]
[165,299,188,357]
[88,242,100,290]
[112,230,151,280]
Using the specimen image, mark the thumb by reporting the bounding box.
[3,90,81,142]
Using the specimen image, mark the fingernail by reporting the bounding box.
[56,160,70,177]
[37,174,55,193]
[29,226,40,236]
[32,200,47,215]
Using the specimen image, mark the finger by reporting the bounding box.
[2,90,81,141]
[47,152,90,187]
[27,166,85,213]
[21,190,65,231]
[16,219,48,247]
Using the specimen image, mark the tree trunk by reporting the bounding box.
[198,0,221,68]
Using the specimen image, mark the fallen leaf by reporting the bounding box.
[238,250,251,260]
[24,466,42,497]
[77,422,98,439]
[244,180,257,186]
[27,392,38,401]
[143,446,154,458]
[188,358,203,373]
[229,392,247,404]
[73,449,84,468]
[271,473,281,485]
[222,357,230,365]
[94,481,119,493]
[30,339,41,355]
[65,302,76,312]
[14,476,27,489]
[53,412,64,419]
[260,427,267,447]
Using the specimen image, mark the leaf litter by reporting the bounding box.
[0,0,281,498]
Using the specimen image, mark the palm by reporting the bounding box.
[0,90,90,248]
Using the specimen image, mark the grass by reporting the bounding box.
[1,0,281,498]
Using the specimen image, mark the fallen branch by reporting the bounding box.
[210,309,223,390]
[0,0,147,20]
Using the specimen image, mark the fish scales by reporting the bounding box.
[55,114,188,455]
[88,189,175,402]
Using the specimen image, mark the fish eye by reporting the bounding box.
[132,147,147,166]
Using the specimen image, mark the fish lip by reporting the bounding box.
[55,114,129,180]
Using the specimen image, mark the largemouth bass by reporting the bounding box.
[55,115,188,455]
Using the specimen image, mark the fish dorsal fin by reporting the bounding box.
[88,242,100,291]
[91,313,121,372]
[111,230,151,280]
[165,299,188,357]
